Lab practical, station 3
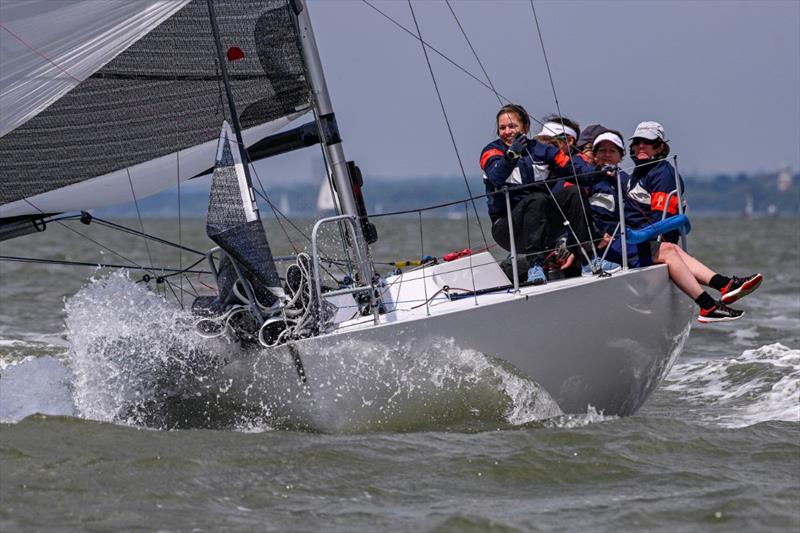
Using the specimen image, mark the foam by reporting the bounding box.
[62,271,563,432]
[663,343,800,428]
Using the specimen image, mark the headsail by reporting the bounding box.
[0,0,310,219]
[206,122,285,308]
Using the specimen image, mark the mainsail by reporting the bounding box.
[0,0,311,219]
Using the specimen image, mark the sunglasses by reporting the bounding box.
[631,138,658,146]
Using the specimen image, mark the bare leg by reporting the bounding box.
[653,243,704,299]
[669,243,717,286]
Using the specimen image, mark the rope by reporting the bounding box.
[125,167,156,275]
[360,0,546,131]
[0,23,81,83]
[528,0,598,262]
[444,0,503,106]
[21,200,147,272]
[407,0,488,249]
[0,254,209,275]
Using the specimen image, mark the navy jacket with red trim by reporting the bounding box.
[588,170,630,236]
[624,158,686,243]
[480,138,596,217]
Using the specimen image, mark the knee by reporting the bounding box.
[656,242,678,262]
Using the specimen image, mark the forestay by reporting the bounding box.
[0,0,311,219]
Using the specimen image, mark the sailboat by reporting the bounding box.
[0,0,693,420]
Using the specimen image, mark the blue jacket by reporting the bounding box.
[624,158,686,243]
[588,170,630,236]
[480,138,596,217]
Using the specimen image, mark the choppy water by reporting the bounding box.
[1,217,798,531]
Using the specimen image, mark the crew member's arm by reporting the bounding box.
[533,142,600,183]
[480,144,518,187]
[646,164,684,242]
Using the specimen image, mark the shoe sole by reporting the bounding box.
[721,274,763,304]
[531,279,547,286]
[698,311,745,324]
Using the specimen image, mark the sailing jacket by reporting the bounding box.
[624,158,686,243]
[588,170,630,236]
[480,138,596,217]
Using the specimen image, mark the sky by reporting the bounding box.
[254,0,800,184]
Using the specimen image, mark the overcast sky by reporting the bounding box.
[255,0,799,184]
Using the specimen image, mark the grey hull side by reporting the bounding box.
[222,265,693,417]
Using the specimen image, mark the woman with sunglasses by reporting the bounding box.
[623,121,762,322]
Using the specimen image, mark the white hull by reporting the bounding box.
[221,262,693,417]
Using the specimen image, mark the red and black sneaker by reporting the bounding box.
[698,301,744,323]
[720,273,763,305]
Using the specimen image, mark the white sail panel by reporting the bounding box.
[0,0,190,137]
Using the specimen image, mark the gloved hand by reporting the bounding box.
[506,134,528,160]
[554,237,571,263]
[601,164,618,176]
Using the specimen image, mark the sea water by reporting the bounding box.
[1,217,798,531]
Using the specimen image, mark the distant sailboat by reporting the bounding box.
[279,193,291,216]
[777,163,791,193]
[315,176,336,214]
[743,194,754,219]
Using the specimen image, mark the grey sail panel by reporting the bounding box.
[0,0,309,208]
[207,122,284,307]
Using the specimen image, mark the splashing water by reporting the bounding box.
[65,271,231,428]
[663,343,800,428]
[63,271,562,432]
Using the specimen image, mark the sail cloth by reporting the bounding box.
[0,0,311,218]
[207,122,285,308]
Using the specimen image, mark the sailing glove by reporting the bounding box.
[601,164,618,176]
[506,134,528,161]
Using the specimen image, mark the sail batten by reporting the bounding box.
[0,0,310,216]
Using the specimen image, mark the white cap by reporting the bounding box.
[538,121,578,140]
[593,131,624,151]
[630,121,666,142]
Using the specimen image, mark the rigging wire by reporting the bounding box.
[361,1,513,111]
[528,0,598,261]
[0,254,209,275]
[406,0,488,249]
[444,0,503,106]
[125,167,158,278]
[21,199,149,272]
[75,216,205,255]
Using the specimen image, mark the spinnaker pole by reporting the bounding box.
[291,0,375,286]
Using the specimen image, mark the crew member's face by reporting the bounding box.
[594,141,622,166]
[581,144,595,164]
[555,136,574,154]
[632,138,659,160]
[497,112,525,146]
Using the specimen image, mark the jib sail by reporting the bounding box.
[206,121,285,309]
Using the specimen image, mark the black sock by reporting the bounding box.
[694,292,716,310]
[709,274,730,291]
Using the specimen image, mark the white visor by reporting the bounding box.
[593,131,624,151]
[537,121,577,140]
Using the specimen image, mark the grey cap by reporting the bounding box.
[577,124,607,148]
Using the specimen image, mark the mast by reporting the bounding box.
[290,0,375,285]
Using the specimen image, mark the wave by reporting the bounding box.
[663,343,799,428]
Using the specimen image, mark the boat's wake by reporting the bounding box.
[0,271,564,431]
[663,343,799,427]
